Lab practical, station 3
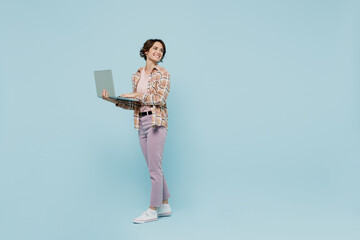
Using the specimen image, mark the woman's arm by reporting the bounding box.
[115,100,139,110]
[102,89,138,110]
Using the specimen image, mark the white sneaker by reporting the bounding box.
[157,203,172,217]
[133,208,158,224]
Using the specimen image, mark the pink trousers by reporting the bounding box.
[138,114,171,207]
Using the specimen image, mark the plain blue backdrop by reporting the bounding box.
[1,0,359,239]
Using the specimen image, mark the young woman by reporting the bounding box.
[102,39,171,224]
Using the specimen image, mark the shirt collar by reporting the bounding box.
[137,64,159,73]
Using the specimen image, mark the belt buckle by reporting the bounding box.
[140,111,151,117]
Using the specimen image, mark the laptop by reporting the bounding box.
[94,69,139,102]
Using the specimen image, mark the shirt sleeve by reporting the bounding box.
[139,71,170,107]
[115,100,139,110]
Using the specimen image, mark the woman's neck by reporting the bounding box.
[145,61,157,75]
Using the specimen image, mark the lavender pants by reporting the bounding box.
[138,114,171,207]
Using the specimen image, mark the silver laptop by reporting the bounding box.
[94,69,139,102]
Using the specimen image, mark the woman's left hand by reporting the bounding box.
[120,92,143,100]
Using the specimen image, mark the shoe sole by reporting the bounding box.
[133,218,158,224]
[158,212,172,217]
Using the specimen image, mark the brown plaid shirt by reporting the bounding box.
[115,64,170,130]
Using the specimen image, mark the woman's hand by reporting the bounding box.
[102,89,110,100]
[102,89,117,103]
[120,92,143,100]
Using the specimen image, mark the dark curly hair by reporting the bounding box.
[140,39,166,63]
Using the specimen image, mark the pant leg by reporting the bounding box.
[138,129,148,167]
[138,115,170,207]
[162,174,171,201]
[138,115,153,167]
[146,125,169,207]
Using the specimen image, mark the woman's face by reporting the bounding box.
[145,41,164,63]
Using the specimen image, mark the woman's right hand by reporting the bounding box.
[102,89,118,104]
[102,89,110,100]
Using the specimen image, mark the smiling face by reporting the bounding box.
[145,41,164,63]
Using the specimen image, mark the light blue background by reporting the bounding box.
[1,0,359,239]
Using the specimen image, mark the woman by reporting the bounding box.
[102,39,171,224]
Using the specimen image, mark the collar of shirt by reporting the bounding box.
[137,64,159,74]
